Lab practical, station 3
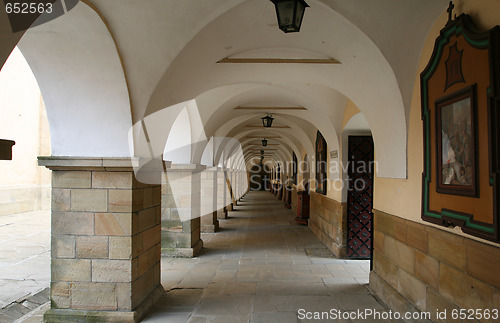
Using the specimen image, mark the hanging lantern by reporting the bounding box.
[262,138,268,147]
[261,114,274,128]
[270,0,309,33]
[260,150,265,155]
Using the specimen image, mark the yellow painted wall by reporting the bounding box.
[0,47,51,214]
[374,0,500,245]
[341,100,361,130]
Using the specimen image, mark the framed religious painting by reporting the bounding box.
[315,131,327,195]
[420,7,500,242]
[435,85,478,197]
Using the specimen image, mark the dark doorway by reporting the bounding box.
[249,164,269,191]
[346,136,374,260]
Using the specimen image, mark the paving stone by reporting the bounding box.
[0,210,50,317]
[224,282,256,295]
[142,312,192,323]
[187,317,208,323]
[195,295,252,316]
[333,293,385,311]
[257,281,330,296]
[252,295,276,312]
[322,277,370,294]
[1,303,30,320]
[153,288,204,313]
[272,295,341,313]
[251,311,298,323]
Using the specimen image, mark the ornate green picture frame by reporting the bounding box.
[421,12,500,242]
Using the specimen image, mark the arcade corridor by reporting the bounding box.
[7,191,383,322]
[1,1,500,322]
[142,191,378,322]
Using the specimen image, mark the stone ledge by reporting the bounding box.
[38,157,139,171]
[43,286,164,323]
[200,166,223,172]
[168,164,207,171]
[38,157,172,173]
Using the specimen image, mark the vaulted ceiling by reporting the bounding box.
[0,0,449,178]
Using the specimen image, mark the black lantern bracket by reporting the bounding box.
[261,114,274,128]
[270,0,309,33]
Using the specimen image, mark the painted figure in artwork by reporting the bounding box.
[441,97,472,186]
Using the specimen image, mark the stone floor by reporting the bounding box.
[2,191,390,323]
[0,210,50,322]
[143,191,388,323]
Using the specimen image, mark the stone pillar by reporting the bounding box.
[240,172,244,197]
[225,170,233,211]
[216,168,227,219]
[240,171,246,199]
[245,171,250,194]
[231,170,237,205]
[200,167,219,232]
[161,164,203,257]
[38,157,163,323]
[282,175,286,202]
[237,171,242,200]
[232,170,238,205]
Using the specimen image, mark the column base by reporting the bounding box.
[217,208,228,220]
[43,286,164,323]
[201,212,219,233]
[201,222,219,233]
[227,203,233,211]
[161,239,203,258]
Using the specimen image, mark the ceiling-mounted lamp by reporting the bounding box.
[261,114,274,128]
[270,0,309,33]
[260,149,265,155]
[262,138,268,147]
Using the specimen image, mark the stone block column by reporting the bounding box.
[200,167,219,233]
[39,157,163,323]
[239,171,246,199]
[232,170,238,205]
[235,171,241,201]
[225,170,234,211]
[245,171,250,194]
[161,164,204,257]
[216,168,228,219]
[231,171,237,205]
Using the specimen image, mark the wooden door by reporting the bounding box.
[346,136,374,260]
